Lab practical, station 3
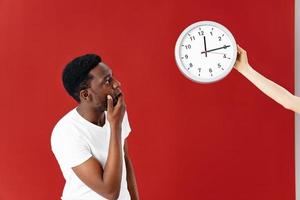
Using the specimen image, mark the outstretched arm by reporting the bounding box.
[234,45,300,114]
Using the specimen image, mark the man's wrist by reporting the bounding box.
[110,124,122,133]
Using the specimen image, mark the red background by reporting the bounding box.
[0,0,295,199]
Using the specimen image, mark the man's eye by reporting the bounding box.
[105,78,111,85]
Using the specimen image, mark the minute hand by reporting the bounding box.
[201,45,231,54]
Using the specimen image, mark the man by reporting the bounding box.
[51,54,139,200]
[234,45,300,114]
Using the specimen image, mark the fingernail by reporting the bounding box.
[107,95,112,100]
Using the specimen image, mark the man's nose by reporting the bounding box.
[113,79,121,88]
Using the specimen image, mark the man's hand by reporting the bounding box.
[234,45,251,72]
[107,94,126,129]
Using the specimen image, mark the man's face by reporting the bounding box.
[85,62,122,111]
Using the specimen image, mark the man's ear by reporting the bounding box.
[79,89,90,101]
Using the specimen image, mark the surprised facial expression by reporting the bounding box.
[85,62,122,111]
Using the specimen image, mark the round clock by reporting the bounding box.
[174,21,237,83]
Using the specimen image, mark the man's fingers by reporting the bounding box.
[116,94,124,106]
[107,95,113,112]
[115,94,126,111]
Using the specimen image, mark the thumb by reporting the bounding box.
[107,95,113,112]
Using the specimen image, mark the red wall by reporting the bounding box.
[0,0,294,199]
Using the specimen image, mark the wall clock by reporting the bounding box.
[175,21,237,83]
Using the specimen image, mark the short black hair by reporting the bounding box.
[62,54,101,102]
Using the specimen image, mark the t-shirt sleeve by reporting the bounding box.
[122,111,132,139]
[51,125,92,168]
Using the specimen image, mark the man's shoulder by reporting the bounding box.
[51,108,79,138]
[54,107,75,124]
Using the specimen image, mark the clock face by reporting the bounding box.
[174,21,237,83]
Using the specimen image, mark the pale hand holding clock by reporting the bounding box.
[234,45,300,114]
[233,45,251,72]
[174,21,237,83]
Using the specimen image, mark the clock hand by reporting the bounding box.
[207,51,226,55]
[201,45,231,54]
[203,36,207,57]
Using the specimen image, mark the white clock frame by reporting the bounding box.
[174,21,237,83]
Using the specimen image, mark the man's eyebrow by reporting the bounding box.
[103,74,111,79]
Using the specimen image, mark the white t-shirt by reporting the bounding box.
[51,107,131,200]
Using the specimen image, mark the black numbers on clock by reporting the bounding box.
[190,36,195,41]
[187,63,193,70]
[219,34,224,41]
[180,54,189,60]
[198,68,201,76]
[185,44,191,49]
[209,68,213,76]
[198,31,204,36]
[223,54,231,59]
[218,63,224,70]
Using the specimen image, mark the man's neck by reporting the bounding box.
[76,104,106,127]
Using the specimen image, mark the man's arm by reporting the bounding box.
[124,140,139,200]
[234,45,300,114]
[72,95,126,200]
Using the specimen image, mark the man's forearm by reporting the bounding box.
[103,126,123,198]
[125,155,139,200]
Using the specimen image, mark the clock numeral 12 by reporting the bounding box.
[198,31,204,36]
